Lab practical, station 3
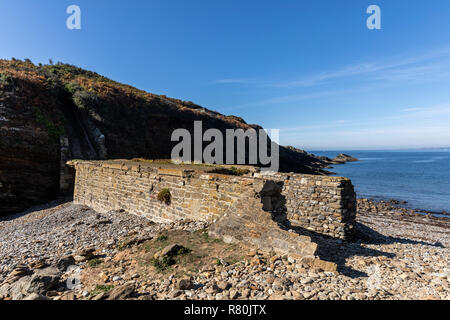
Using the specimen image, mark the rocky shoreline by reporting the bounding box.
[358,198,449,217]
[0,199,448,300]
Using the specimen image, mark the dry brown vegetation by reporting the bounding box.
[80,229,247,295]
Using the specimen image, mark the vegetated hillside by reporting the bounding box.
[0,59,331,215]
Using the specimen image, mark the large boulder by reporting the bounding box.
[106,283,135,300]
[23,267,61,295]
[1,266,61,300]
[5,275,32,300]
[56,255,76,272]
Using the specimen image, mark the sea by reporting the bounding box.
[310,149,450,215]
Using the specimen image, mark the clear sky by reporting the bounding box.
[1,0,450,150]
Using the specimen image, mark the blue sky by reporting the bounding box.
[1,0,450,150]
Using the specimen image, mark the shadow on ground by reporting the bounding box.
[284,221,444,278]
[0,197,73,223]
[261,181,445,278]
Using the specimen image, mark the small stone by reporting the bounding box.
[170,290,183,298]
[106,283,135,300]
[74,255,88,263]
[9,266,29,277]
[399,273,409,281]
[312,259,338,273]
[92,293,106,300]
[270,256,280,264]
[76,247,95,259]
[217,281,230,291]
[177,278,193,290]
[56,255,75,272]
[265,276,275,284]
[205,284,220,294]
[250,256,262,266]
[28,260,47,270]
[23,293,50,300]
[241,289,250,299]
[99,272,109,282]
[61,292,77,300]
[46,290,59,297]
[112,276,123,282]
[229,289,238,300]
[159,244,186,258]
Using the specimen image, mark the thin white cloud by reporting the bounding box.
[211,45,450,89]
[371,61,450,83]
[396,103,450,118]
[282,123,450,149]
[223,87,364,111]
[401,107,421,112]
[211,78,258,84]
[211,47,450,148]
[274,63,379,88]
[278,102,450,148]
[281,103,450,132]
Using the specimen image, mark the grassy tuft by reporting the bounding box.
[157,235,168,242]
[88,258,102,268]
[90,284,114,296]
[157,188,171,205]
[209,166,250,176]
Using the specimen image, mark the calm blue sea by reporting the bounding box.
[310,150,450,214]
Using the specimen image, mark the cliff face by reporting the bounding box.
[0,62,64,215]
[0,59,330,216]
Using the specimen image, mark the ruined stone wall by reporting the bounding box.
[261,172,357,239]
[71,161,251,223]
[70,161,356,244]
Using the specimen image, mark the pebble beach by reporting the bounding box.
[0,199,448,300]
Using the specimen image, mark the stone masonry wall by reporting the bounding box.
[69,160,356,257]
[258,172,357,239]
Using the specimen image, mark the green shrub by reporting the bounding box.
[176,246,191,255]
[157,188,171,205]
[157,235,168,242]
[90,284,114,296]
[72,89,99,110]
[118,240,132,251]
[64,82,82,95]
[209,166,250,176]
[0,73,12,86]
[151,255,175,272]
[88,258,102,267]
[151,245,191,272]
[34,107,66,140]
